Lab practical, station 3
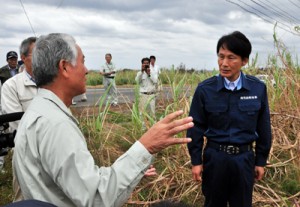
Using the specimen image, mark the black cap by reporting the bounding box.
[6,51,18,60]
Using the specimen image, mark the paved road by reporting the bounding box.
[71,87,177,107]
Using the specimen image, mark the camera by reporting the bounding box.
[143,64,150,73]
[0,112,24,156]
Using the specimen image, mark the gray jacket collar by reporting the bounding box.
[37,88,79,125]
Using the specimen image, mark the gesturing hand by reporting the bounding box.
[139,110,193,154]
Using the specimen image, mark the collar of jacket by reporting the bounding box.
[38,88,80,126]
[23,70,37,86]
[216,72,250,91]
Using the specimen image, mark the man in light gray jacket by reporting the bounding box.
[1,37,38,131]
[0,37,37,181]
[13,33,193,207]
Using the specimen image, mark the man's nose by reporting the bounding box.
[221,58,229,66]
[84,66,89,74]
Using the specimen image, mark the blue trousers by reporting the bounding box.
[202,147,255,207]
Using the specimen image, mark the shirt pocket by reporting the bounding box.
[237,101,261,131]
[238,101,261,115]
[205,103,228,130]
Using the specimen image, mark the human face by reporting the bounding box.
[7,57,18,69]
[105,54,112,64]
[142,60,150,70]
[68,45,88,95]
[218,46,248,81]
[150,58,155,66]
[21,43,35,74]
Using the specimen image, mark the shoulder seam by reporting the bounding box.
[199,76,217,86]
[245,74,261,82]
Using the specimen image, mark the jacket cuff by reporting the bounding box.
[127,141,154,169]
[191,155,203,166]
[255,155,267,167]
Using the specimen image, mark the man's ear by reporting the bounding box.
[21,54,26,62]
[58,60,69,78]
[242,58,249,66]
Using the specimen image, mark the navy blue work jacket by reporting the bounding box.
[187,72,272,167]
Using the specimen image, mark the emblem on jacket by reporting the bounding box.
[240,96,258,100]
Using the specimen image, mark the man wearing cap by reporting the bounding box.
[0,51,20,84]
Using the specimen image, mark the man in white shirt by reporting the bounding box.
[100,53,118,106]
[13,33,193,207]
[150,55,160,75]
[135,57,159,116]
[150,55,162,93]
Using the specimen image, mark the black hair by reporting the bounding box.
[141,57,150,63]
[216,31,252,59]
[105,53,112,58]
[150,55,156,60]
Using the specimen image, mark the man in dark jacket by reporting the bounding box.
[0,51,20,84]
[187,31,272,207]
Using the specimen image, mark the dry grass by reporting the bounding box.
[0,65,299,206]
[80,63,300,207]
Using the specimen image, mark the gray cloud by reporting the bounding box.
[0,0,299,70]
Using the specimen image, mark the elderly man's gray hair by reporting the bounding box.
[32,33,78,87]
[20,37,37,57]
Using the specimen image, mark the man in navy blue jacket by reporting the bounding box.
[187,31,272,207]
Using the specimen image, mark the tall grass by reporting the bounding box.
[86,69,198,87]
[81,39,299,206]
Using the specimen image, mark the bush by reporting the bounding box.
[86,71,102,86]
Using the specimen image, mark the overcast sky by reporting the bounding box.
[0,0,299,70]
